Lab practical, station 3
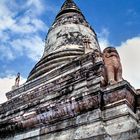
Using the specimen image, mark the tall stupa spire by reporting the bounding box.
[57,0,81,18]
[27,0,101,81]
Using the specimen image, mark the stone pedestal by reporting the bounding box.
[102,81,140,140]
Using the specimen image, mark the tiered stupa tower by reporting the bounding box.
[27,0,100,81]
[0,0,140,140]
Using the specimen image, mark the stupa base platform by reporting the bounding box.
[1,80,140,140]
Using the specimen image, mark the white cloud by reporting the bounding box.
[117,36,140,89]
[0,45,15,60]
[26,0,44,15]
[10,17,47,34]
[0,0,48,61]
[98,28,111,51]
[98,37,110,51]
[0,76,26,104]
[11,36,44,61]
[0,31,10,42]
[0,1,15,31]
[0,0,48,33]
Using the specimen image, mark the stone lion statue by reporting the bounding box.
[103,47,123,85]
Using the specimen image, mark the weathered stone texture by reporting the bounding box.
[0,0,140,140]
[0,52,139,140]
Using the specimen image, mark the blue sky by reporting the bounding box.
[0,0,140,103]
